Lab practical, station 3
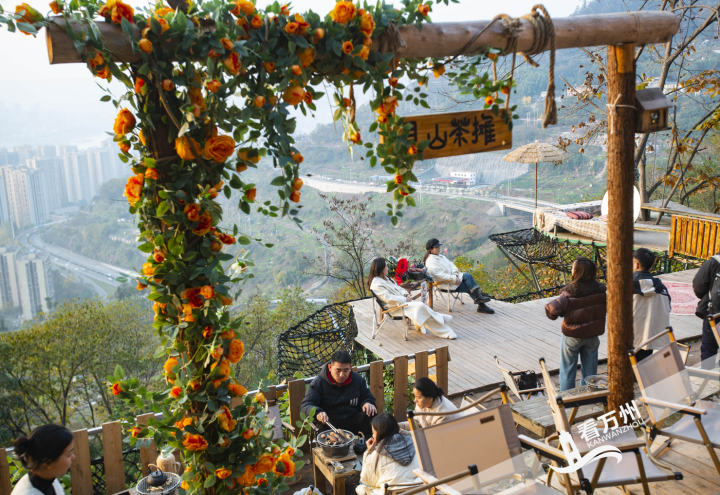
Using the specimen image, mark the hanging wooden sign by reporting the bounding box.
[401,109,512,160]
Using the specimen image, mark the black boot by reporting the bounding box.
[476,302,495,314]
[470,287,491,304]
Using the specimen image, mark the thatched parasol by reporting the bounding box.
[503,142,570,208]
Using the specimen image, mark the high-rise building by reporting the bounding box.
[38,145,57,158]
[62,152,94,203]
[28,157,65,209]
[57,145,78,155]
[88,147,119,193]
[0,150,19,166]
[15,253,54,319]
[5,168,51,227]
[14,146,38,166]
[0,247,20,309]
[0,168,10,227]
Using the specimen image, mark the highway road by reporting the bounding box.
[17,225,135,298]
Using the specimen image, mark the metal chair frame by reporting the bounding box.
[494,356,546,403]
[433,279,464,312]
[370,290,413,341]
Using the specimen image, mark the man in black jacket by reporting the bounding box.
[693,253,720,366]
[300,350,377,437]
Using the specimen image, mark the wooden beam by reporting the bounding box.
[393,355,409,422]
[369,360,385,414]
[69,429,93,495]
[137,413,158,476]
[45,12,679,65]
[0,449,11,495]
[606,43,637,418]
[102,421,125,495]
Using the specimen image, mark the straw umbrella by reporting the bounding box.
[502,142,570,208]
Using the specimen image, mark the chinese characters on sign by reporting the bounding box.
[402,109,512,160]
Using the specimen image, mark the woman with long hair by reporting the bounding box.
[399,377,461,429]
[11,425,75,495]
[545,257,607,391]
[356,414,420,495]
[369,258,457,340]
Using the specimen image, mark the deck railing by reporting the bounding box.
[0,346,449,495]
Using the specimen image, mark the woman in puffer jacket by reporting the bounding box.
[545,257,607,391]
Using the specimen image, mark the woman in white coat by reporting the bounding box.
[11,425,75,495]
[356,414,421,495]
[423,238,495,314]
[399,377,461,429]
[369,258,457,340]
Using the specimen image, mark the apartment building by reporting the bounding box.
[15,253,54,319]
[4,168,51,227]
[0,247,20,309]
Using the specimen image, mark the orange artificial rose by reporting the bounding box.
[349,131,361,144]
[163,356,179,376]
[329,1,355,24]
[377,114,388,124]
[112,382,123,395]
[188,380,201,391]
[118,141,130,153]
[124,173,143,206]
[154,6,173,17]
[130,426,142,438]
[221,296,233,305]
[254,95,266,107]
[207,79,221,93]
[170,386,182,398]
[111,0,134,24]
[228,383,248,397]
[304,91,313,105]
[242,428,255,440]
[113,109,135,135]
[284,22,298,34]
[273,454,295,477]
[184,287,203,308]
[145,168,159,181]
[290,65,302,76]
[314,28,325,41]
[142,262,154,277]
[237,149,261,164]
[360,12,375,37]
[175,136,202,161]
[161,79,175,91]
[433,65,445,78]
[254,454,276,474]
[183,434,209,451]
[217,405,237,431]
[137,281,146,290]
[342,41,353,55]
[220,329,236,339]
[224,52,242,75]
[49,1,62,14]
[251,15,263,28]
[184,203,200,222]
[408,145,418,155]
[203,326,213,338]
[388,77,399,87]
[358,45,369,61]
[221,38,234,51]
[487,52,497,60]
[255,392,266,403]
[138,129,146,146]
[377,95,398,116]
[216,468,232,480]
[138,39,152,53]
[232,0,254,16]
[485,95,495,106]
[289,190,301,203]
[264,62,276,73]
[175,417,193,431]
[211,359,231,381]
[282,86,305,106]
[211,346,223,360]
[298,47,314,68]
[245,188,257,202]
[193,211,212,236]
[218,232,235,244]
[417,3,430,16]
[292,178,303,191]
[227,339,245,363]
[237,466,256,486]
[203,135,236,163]
[292,152,303,164]
[14,3,42,35]
[200,285,214,299]
[153,250,165,263]
[502,85,510,95]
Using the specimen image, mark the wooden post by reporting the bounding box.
[137,413,158,476]
[287,379,306,436]
[369,360,385,414]
[69,429,93,495]
[0,449,11,495]
[393,355,409,422]
[534,163,538,209]
[102,421,126,495]
[435,347,449,393]
[606,43,637,417]
[414,351,429,380]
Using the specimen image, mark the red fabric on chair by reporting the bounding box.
[396,258,408,285]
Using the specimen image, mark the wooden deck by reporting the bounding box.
[351,269,702,397]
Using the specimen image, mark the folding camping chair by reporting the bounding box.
[631,326,720,476]
[432,279,465,312]
[370,289,413,341]
[537,357,681,495]
[404,391,564,495]
[494,356,546,403]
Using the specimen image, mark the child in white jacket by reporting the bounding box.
[356,414,421,495]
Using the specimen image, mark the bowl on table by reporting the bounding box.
[316,429,354,457]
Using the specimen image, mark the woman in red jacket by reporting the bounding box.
[545,257,607,391]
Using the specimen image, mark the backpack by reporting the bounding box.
[709,255,720,314]
[516,370,540,396]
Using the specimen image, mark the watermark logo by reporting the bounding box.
[553,400,644,474]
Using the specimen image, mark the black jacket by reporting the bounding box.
[633,271,671,302]
[300,363,376,424]
[694,254,720,319]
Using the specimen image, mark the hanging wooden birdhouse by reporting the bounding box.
[635,87,672,133]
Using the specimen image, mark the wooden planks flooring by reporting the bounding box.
[352,269,702,397]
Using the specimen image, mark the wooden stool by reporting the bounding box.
[312,447,359,495]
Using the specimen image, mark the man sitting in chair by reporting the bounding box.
[423,238,495,314]
[300,350,377,438]
[632,248,671,361]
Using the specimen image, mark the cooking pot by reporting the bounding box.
[316,429,354,458]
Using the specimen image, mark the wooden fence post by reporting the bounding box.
[606,42,637,417]
[69,429,93,495]
[102,422,125,495]
[137,413,158,476]
[288,379,306,436]
[0,449,11,495]
[369,360,385,414]
[266,386,277,407]
[414,351,429,380]
[435,347,449,394]
[393,355,409,422]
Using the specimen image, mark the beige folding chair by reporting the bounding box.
[538,357,681,495]
[404,391,564,495]
[370,289,413,341]
[631,326,720,476]
[494,356,546,403]
[432,279,464,312]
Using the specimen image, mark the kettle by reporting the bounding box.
[353,432,367,456]
[146,464,168,487]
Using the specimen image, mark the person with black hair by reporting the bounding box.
[356,414,420,495]
[423,238,494,314]
[632,248,671,361]
[11,425,75,495]
[300,350,377,437]
[692,251,720,366]
[399,377,460,429]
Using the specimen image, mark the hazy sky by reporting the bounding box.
[0,0,581,147]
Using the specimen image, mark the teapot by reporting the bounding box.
[353,432,367,456]
[146,465,168,487]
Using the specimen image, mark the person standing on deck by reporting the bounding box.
[693,252,720,368]
[423,238,495,314]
